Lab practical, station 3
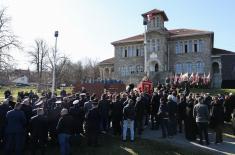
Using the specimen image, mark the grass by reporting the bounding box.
[0,86,73,101]
[0,134,212,155]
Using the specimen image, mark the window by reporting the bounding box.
[151,39,156,52]
[128,46,132,57]
[188,40,192,52]
[199,39,204,52]
[175,63,182,74]
[157,39,160,51]
[124,48,127,57]
[147,40,151,52]
[156,16,160,28]
[179,41,183,53]
[136,48,139,56]
[194,40,198,52]
[184,41,188,53]
[195,62,204,73]
[175,42,179,54]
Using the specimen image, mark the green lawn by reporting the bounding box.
[0,86,73,101]
[0,134,212,155]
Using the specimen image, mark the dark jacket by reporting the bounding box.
[135,98,145,120]
[98,99,110,117]
[30,115,48,141]
[56,114,74,135]
[112,100,123,120]
[211,103,224,125]
[150,92,160,114]
[123,104,135,120]
[177,100,187,119]
[5,109,26,134]
[168,100,177,118]
[158,103,168,119]
[0,104,12,128]
[86,106,101,132]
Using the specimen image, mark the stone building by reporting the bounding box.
[99,9,235,88]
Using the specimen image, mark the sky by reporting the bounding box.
[1,0,235,70]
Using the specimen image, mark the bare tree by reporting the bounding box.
[28,39,49,89]
[0,8,21,70]
[83,57,100,81]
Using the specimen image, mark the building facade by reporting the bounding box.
[99,9,235,88]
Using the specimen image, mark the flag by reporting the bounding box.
[179,73,183,83]
[203,73,206,85]
[206,73,211,84]
[195,72,199,83]
[189,73,194,82]
[181,72,189,81]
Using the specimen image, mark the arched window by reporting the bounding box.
[212,62,220,74]
[155,63,159,72]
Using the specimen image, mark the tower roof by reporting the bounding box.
[142,9,168,21]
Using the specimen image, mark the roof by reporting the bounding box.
[112,29,213,45]
[111,34,144,45]
[99,57,115,65]
[212,48,235,55]
[169,29,213,38]
[142,9,168,21]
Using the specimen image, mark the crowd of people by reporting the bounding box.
[0,84,235,155]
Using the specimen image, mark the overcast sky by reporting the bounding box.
[1,0,235,70]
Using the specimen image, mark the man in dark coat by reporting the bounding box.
[69,100,81,135]
[158,97,169,138]
[111,95,123,135]
[177,95,187,133]
[86,101,101,146]
[4,103,26,155]
[167,95,177,136]
[29,108,48,155]
[0,99,12,147]
[57,108,74,155]
[98,94,110,132]
[211,96,224,144]
[135,97,145,135]
[150,91,160,130]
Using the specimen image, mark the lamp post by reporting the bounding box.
[52,31,58,96]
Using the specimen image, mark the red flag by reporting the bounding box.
[203,73,206,85]
[206,73,211,84]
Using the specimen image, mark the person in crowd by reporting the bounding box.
[98,94,110,133]
[193,96,210,145]
[0,99,12,147]
[69,100,81,136]
[224,94,234,122]
[111,94,123,135]
[177,95,187,133]
[185,94,197,141]
[211,96,224,144]
[158,97,169,138]
[4,90,11,99]
[135,96,145,135]
[57,108,74,155]
[167,95,177,137]
[30,108,48,155]
[150,90,160,130]
[84,95,95,133]
[20,98,33,143]
[78,93,86,134]
[86,100,101,146]
[4,103,26,155]
[122,99,135,142]
[232,109,235,135]
[8,95,16,109]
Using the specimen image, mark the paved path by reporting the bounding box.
[141,128,235,155]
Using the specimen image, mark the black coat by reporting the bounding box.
[30,115,48,142]
[135,99,145,120]
[150,92,160,114]
[98,99,110,117]
[86,107,100,132]
[211,103,224,125]
[56,114,74,135]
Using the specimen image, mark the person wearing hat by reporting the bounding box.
[29,108,48,155]
[57,108,74,155]
[20,98,33,144]
[86,101,100,146]
[69,100,81,136]
[4,103,26,155]
[0,99,12,147]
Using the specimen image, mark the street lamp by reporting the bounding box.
[52,31,58,96]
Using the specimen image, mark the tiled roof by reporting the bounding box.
[142,9,168,21]
[112,29,213,45]
[99,57,115,65]
[212,48,235,55]
[169,28,213,38]
[111,34,144,45]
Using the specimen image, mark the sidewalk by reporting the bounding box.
[141,128,235,155]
